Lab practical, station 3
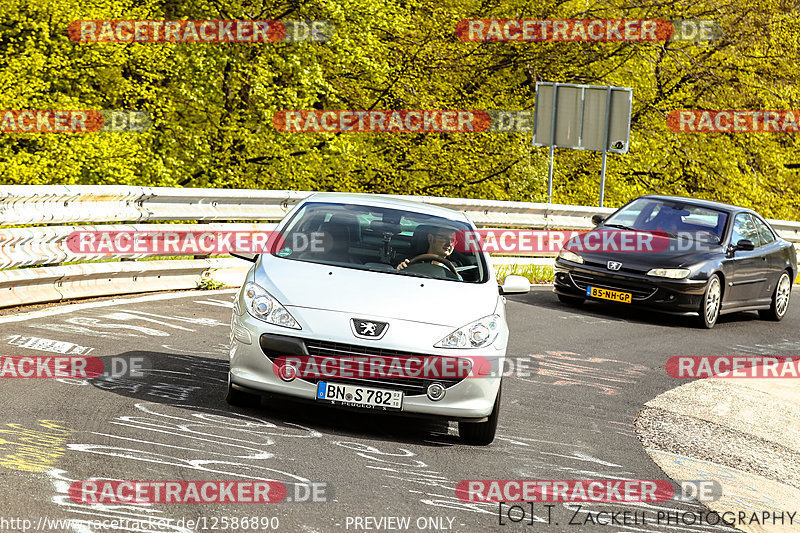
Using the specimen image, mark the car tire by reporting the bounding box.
[459,384,501,446]
[557,294,585,305]
[759,270,792,321]
[697,274,722,329]
[225,373,260,407]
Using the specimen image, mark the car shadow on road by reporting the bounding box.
[87,351,461,447]
[505,288,764,328]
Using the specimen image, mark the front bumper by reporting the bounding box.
[229,308,503,421]
[553,259,708,314]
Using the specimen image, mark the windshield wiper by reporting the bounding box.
[396,270,435,280]
[603,223,634,230]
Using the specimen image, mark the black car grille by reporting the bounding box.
[583,260,646,275]
[569,272,657,300]
[267,338,464,396]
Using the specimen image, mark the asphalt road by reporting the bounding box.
[0,287,797,533]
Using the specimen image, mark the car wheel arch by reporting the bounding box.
[780,267,795,296]
[712,271,727,300]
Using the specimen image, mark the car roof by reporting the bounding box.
[637,195,752,214]
[302,192,471,222]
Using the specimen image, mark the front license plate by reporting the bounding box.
[587,286,632,303]
[316,382,403,411]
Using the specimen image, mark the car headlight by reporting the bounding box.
[435,314,501,349]
[646,268,691,279]
[557,249,584,264]
[243,282,301,329]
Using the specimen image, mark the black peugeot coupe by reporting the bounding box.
[553,195,796,328]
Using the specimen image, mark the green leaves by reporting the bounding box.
[0,0,798,219]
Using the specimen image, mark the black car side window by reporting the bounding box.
[731,213,761,247]
[753,216,776,246]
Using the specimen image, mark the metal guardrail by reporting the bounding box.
[1,186,798,308]
[4,184,799,233]
[0,222,277,269]
[0,186,308,225]
[0,185,631,228]
[0,258,244,308]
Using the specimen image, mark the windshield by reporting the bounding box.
[269,202,489,283]
[603,198,729,244]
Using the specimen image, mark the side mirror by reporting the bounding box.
[499,275,531,295]
[231,252,258,263]
[591,214,606,225]
[733,239,755,252]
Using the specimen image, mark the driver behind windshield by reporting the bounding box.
[396,226,457,271]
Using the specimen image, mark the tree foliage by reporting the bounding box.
[0,0,799,218]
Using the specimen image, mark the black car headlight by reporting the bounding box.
[557,249,584,264]
[646,268,691,279]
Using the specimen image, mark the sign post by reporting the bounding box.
[533,83,632,206]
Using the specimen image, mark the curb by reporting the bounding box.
[635,375,800,532]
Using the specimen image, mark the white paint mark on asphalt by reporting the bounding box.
[46,468,192,533]
[539,451,623,467]
[90,431,275,460]
[560,314,625,324]
[0,289,237,324]
[161,344,229,356]
[64,402,322,498]
[332,440,503,517]
[124,309,226,327]
[495,436,530,446]
[518,350,647,395]
[194,299,234,308]
[29,322,140,339]
[64,317,169,337]
[101,312,195,332]
[91,377,201,401]
[730,338,800,354]
[6,334,94,355]
[496,435,593,448]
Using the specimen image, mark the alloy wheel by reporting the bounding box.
[705,277,721,326]
[776,273,791,317]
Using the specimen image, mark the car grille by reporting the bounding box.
[583,260,646,275]
[267,338,464,396]
[569,272,657,300]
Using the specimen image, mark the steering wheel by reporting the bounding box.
[405,253,459,277]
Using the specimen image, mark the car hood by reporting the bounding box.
[254,255,498,328]
[566,229,723,273]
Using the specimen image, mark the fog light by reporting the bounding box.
[427,383,446,401]
[277,364,296,382]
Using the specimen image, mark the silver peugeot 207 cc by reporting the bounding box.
[226,193,530,445]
